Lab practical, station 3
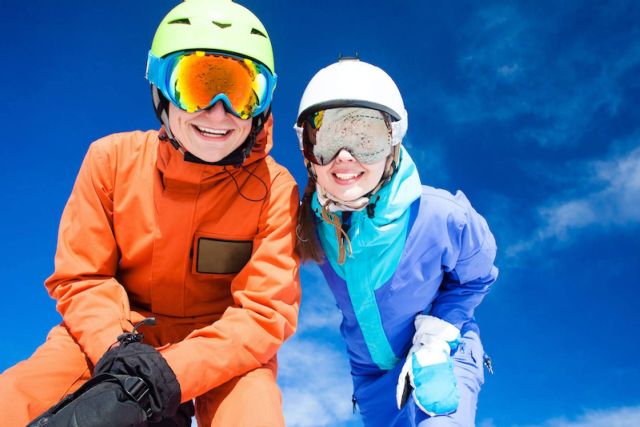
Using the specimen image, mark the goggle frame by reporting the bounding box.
[146,49,277,119]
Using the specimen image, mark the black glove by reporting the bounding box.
[26,373,150,427]
[94,342,181,423]
[148,401,194,427]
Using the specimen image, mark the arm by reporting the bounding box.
[46,138,136,366]
[429,191,498,328]
[396,191,497,414]
[160,173,301,401]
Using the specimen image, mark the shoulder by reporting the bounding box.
[89,130,158,157]
[85,130,158,170]
[419,186,476,228]
[261,156,298,190]
[415,186,496,275]
[80,130,158,188]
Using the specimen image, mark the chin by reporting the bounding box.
[194,151,225,163]
[194,146,233,163]
[339,190,367,201]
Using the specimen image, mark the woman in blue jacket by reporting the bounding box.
[294,57,498,426]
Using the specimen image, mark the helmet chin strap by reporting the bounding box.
[308,146,400,265]
[151,86,267,167]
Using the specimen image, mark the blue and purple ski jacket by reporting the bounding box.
[312,148,498,377]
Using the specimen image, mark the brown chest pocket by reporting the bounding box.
[194,237,254,274]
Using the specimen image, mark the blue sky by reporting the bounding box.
[1,1,639,426]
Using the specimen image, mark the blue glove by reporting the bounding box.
[396,315,461,416]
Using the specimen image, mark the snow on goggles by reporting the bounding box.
[146,50,276,119]
[302,107,393,165]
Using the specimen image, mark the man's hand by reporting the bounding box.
[95,342,181,423]
[396,315,461,416]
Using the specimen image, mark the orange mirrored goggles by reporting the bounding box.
[146,50,276,119]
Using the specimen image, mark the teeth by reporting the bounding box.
[195,125,230,136]
[334,172,361,180]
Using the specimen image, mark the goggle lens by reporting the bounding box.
[302,108,393,165]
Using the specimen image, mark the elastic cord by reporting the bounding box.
[222,163,268,203]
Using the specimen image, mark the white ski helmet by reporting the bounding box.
[295,57,408,147]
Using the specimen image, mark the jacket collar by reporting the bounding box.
[156,116,273,191]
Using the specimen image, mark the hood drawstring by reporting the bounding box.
[160,128,268,203]
[222,163,268,203]
[320,201,352,265]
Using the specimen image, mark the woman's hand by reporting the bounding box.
[396,315,461,416]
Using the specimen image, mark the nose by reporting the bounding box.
[203,100,228,119]
[334,149,356,162]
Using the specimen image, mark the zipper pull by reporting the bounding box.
[483,353,494,375]
[117,317,157,346]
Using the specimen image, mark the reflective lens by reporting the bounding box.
[147,50,276,118]
[302,108,393,165]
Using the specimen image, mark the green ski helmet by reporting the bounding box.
[150,0,274,74]
[148,0,276,166]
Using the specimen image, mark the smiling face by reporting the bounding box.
[313,148,387,201]
[168,101,252,163]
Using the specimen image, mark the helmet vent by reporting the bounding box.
[251,28,267,38]
[168,18,191,25]
[212,21,232,29]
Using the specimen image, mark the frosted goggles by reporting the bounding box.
[146,50,276,119]
[302,108,393,165]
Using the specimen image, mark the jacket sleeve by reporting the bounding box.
[429,191,498,330]
[160,172,301,402]
[45,139,136,366]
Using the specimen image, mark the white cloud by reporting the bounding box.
[440,3,639,147]
[403,137,452,188]
[279,338,356,427]
[297,263,343,331]
[298,305,342,331]
[278,263,356,427]
[497,63,520,78]
[515,405,640,427]
[506,144,640,257]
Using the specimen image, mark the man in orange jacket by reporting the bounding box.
[0,1,301,426]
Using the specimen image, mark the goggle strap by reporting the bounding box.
[305,160,317,180]
[146,53,165,88]
[151,85,181,152]
[375,145,400,189]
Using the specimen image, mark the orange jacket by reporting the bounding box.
[45,118,301,401]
